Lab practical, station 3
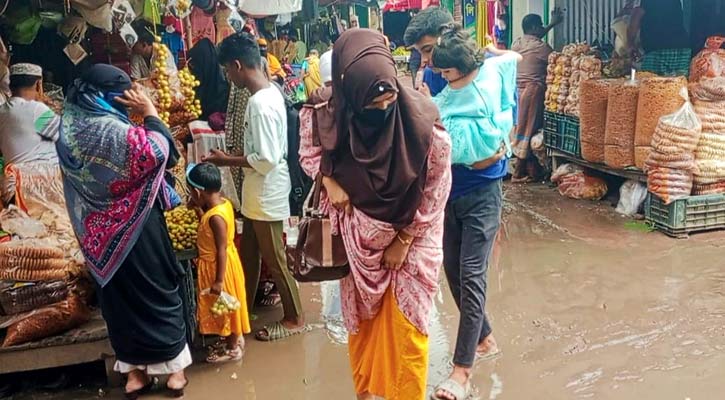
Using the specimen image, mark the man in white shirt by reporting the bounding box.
[205,32,305,341]
[0,63,60,204]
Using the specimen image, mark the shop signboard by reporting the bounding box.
[463,0,476,38]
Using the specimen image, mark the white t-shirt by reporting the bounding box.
[0,97,60,165]
[241,85,291,221]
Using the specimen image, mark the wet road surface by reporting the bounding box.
[10,183,725,399]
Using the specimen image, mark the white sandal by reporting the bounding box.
[431,378,472,400]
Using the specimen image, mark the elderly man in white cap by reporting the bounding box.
[0,63,60,205]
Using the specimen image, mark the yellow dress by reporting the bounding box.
[196,200,251,337]
[348,288,429,400]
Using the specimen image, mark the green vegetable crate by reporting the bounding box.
[645,193,725,238]
[543,111,581,157]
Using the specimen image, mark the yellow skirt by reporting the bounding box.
[348,288,429,400]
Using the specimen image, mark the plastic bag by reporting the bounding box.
[646,88,703,203]
[200,289,241,316]
[690,36,725,83]
[551,163,608,200]
[615,180,647,216]
[2,294,90,347]
[0,281,69,316]
[188,121,241,210]
[0,206,47,239]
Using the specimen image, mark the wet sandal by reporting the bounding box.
[124,377,157,400]
[255,321,309,342]
[167,378,189,398]
[475,346,502,363]
[431,378,471,400]
[258,292,281,308]
[206,345,245,364]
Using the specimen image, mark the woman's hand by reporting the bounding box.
[116,84,158,118]
[322,176,352,215]
[471,145,506,170]
[382,234,412,270]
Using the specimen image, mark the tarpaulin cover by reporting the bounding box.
[239,0,303,17]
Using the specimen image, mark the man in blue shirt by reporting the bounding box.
[403,8,453,97]
[405,9,517,400]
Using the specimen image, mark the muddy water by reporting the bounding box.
[17,184,725,399]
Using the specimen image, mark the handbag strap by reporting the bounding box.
[304,174,323,216]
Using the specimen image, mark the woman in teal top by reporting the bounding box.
[429,24,521,400]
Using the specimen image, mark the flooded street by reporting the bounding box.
[12,183,725,400]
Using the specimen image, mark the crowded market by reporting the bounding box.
[0,0,724,399]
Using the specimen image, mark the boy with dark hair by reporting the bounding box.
[205,33,306,342]
[404,7,454,96]
[130,21,176,80]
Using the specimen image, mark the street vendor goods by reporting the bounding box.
[645,90,703,204]
[690,36,725,83]
[634,76,687,168]
[551,164,608,201]
[2,293,90,347]
[579,79,617,164]
[604,81,639,167]
[164,206,199,251]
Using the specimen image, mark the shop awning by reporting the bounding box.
[238,0,303,16]
[382,0,438,12]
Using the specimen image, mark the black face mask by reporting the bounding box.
[356,104,394,128]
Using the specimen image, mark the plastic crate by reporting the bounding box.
[543,112,581,157]
[645,192,725,238]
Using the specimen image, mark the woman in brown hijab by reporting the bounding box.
[298,29,452,399]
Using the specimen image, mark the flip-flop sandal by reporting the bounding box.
[430,378,472,400]
[475,346,502,363]
[124,377,158,400]
[207,345,245,364]
[258,293,281,308]
[255,321,310,342]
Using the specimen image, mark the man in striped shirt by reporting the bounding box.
[0,63,61,203]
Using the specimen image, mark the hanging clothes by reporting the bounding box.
[215,6,236,44]
[476,0,488,47]
[190,6,216,46]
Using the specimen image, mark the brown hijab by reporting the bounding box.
[310,29,440,229]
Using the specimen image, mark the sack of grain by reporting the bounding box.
[634,77,687,147]
[580,79,618,163]
[604,80,639,166]
[604,144,634,169]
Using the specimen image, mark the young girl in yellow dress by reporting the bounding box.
[187,163,251,363]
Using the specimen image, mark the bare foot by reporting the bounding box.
[167,370,187,390]
[434,366,470,400]
[476,334,501,359]
[356,393,375,400]
[125,369,150,393]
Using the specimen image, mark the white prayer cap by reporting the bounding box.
[10,63,42,77]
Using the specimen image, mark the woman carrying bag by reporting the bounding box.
[298,29,452,400]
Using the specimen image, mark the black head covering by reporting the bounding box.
[67,64,132,114]
[188,38,230,119]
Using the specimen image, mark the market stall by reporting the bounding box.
[542,36,725,238]
[0,0,247,382]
